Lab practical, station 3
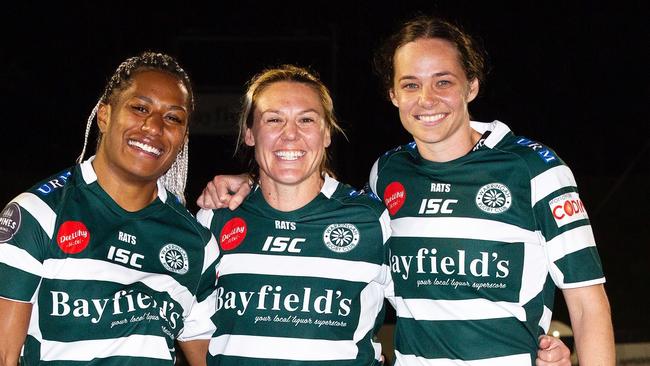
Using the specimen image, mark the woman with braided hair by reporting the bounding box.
[0,51,218,365]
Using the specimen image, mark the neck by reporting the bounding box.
[258,173,324,212]
[91,155,159,212]
[417,124,483,163]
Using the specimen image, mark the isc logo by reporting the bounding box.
[418,198,458,214]
[107,245,144,268]
[261,236,306,253]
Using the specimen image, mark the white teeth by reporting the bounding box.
[275,151,305,160]
[417,113,446,122]
[128,140,162,156]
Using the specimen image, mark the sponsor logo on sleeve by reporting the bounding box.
[549,192,589,227]
[219,217,247,251]
[384,182,406,215]
[159,244,189,275]
[323,223,360,253]
[475,183,512,214]
[56,221,90,254]
[0,203,21,243]
[515,138,558,163]
[36,171,72,195]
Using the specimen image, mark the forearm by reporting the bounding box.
[0,351,19,366]
[178,339,209,366]
[571,308,615,365]
[565,285,615,365]
[0,298,32,366]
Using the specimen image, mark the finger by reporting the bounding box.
[214,179,232,204]
[196,189,206,208]
[538,335,552,350]
[228,195,243,211]
[537,336,571,365]
[226,183,250,211]
[200,183,223,209]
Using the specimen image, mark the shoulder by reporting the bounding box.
[328,179,387,219]
[18,166,77,207]
[374,141,418,170]
[163,195,212,243]
[485,121,568,177]
[370,141,417,195]
[1,165,76,245]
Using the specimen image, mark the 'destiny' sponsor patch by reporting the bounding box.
[219,217,247,251]
[0,203,21,243]
[56,221,90,254]
[548,192,589,227]
[384,182,406,215]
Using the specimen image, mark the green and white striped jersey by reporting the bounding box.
[183,175,392,365]
[0,158,218,365]
[369,121,604,365]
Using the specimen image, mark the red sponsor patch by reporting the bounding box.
[219,217,247,251]
[56,221,90,254]
[549,192,589,228]
[384,182,406,215]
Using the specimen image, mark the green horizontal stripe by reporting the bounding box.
[555,246,604,283]
[393,317,537,362]
[0,263,41,301]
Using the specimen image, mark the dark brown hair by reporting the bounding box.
[373,15,486,97]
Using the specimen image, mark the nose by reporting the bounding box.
[418,86,437,108]
[281,120,298,140]
[141,113,164,136]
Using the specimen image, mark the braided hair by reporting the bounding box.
[77,51,194,204]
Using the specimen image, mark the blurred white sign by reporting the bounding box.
[191,93,241,136]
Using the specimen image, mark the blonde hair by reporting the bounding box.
[236,65,345,182]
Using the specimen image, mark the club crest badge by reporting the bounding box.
[475,183,512,214]
[159,243,189,274]
[323,223,360,253]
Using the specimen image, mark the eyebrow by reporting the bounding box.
[134,95,187,112]
[260,108,322,115]
[397,71,456,81]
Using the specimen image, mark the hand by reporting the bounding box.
[195,174,252,210]
[536,335,572,366]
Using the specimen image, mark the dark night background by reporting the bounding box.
[1,0,648,347]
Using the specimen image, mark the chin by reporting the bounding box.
[127,164,167,182]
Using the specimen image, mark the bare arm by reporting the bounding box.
[0,298,32,366]
[178,339,209,366]
[195,174,251,210]
[563,284,615,365]
[536,335,571,366]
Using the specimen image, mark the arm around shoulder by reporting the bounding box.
[0,298,32,366]
[562,284,615,365]
[196,173,252,210]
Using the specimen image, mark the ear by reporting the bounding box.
[389,89,399,108]
[323,127,331,148]
[467,78,479,103]
[97,103,111,133]
[244,127,255,147]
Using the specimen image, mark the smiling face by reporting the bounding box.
[95,70,189,184]
[390,38,479,161]
[245,81,331,188]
